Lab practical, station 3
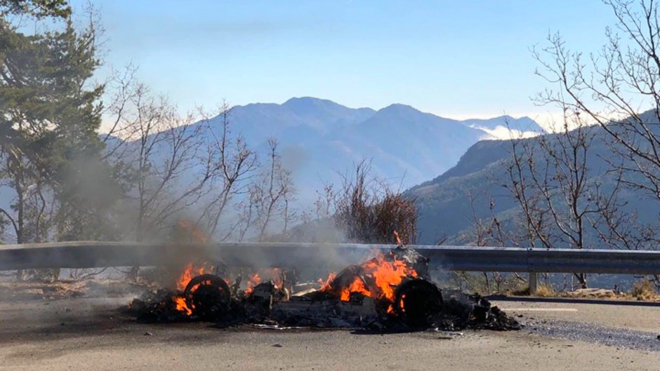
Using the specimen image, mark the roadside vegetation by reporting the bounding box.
[455,0,660,292]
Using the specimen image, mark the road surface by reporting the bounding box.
[0,297,658,370]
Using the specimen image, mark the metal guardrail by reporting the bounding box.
[1,242,659,276]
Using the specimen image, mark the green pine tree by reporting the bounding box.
[0,1,124,280]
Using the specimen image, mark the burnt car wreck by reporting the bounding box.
[128,244,520,332]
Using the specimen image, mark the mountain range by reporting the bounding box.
[213,97,544,204]
[405,113,660,245]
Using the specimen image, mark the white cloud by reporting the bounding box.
[439,110,564,133]
[469,124,541,140]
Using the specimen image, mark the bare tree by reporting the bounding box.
[503,133,554,250]
[500,113,609,288]
[462,189,527,293]
[533,0,660,254]
[132,97,218,240]
[252,138,295,241]
[103,79,236,279]
[103,68,261,246]
[465,190,495,292]
[195,104,258,239]
[314,183,336,220]
[100,64,141,160]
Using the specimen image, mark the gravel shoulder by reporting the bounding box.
[0,297,658,371]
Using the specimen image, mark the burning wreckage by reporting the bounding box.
[128,243,520,332]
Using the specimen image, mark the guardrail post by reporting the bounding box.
[528,272,538,295]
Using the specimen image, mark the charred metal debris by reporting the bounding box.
[127,245,520,332]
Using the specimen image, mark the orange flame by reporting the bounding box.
[339,277,370,301]
[173,262,211,316]
[399,294,407,313]
[176,263,209,292]
[321,247,417,313]
[318,272,336,291]
[174,295,192,315]
[269,268,283,289]
[394,230,402,245]
[244,273,262,296]
[170,218,212,315]
[244,269,285,296]
[366,255,417,302]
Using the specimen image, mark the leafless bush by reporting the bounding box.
[333,160,418,244]
[631,279,657,300]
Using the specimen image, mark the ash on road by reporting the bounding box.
[0,297,658,371]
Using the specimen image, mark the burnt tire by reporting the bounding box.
[183,274,231,320]
[394,278,443,328]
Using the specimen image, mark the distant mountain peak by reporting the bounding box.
[283,96,336,106]
[380,103,418,112]
[283,97,374,113]
[375,104,427,119]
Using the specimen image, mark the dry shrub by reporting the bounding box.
[631,279,657,301]
[334,160,417,244]
[511,281,556,297]
[534,283,557,297]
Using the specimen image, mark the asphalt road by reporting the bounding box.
[494,299,660,333]
[0,297,659,371]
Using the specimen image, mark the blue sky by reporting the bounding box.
[71,0,617,124]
